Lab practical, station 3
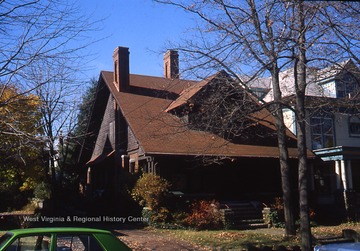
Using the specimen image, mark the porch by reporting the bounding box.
[312,147,360,221]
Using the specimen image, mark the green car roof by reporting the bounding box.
[1,227,132,251]
[6,227,111,235]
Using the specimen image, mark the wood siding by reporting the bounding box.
[91,94,116,159]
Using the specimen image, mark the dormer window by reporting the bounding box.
[336,73,358,98]
[349,116,360,137]
[336,81,357,98]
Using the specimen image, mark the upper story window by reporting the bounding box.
[336,73,358,98]
[349,116,360,137]
[250,87,269,100]
[310,115,335,150]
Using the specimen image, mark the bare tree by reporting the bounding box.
[293,2,312,249]
[0,0,94,85]
[0,0,100,208]
[0,0,97,123]
[38,82,79,181]
[155,0,360,248]
[155,0,297,236]
[0,0,98,151]
[292,2,360,248]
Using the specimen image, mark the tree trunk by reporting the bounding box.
[271,71,296,236]
[295,1,312,249]
[296,91,312,250]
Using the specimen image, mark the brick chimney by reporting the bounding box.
[113,46,130,92]
[164,50,179,79]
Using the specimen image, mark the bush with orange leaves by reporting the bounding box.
[184,200,223,230]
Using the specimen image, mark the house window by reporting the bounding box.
[310,116,334,150]
[336,75,358,98]
[250,87,269,100]
[349,116,360,137]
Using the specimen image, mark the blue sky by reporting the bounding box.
[78,0,193,79]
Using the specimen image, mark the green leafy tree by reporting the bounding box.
[74,78,98,141]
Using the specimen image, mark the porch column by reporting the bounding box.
[340,160,348,191]
[121,155,129,172]
[87,167,92,185]
[147,157,155,174]
[85,167,92,196]
[346,160,353,190]
[335,161,341,189]
[341,160,350,218]
[153,163,158,175]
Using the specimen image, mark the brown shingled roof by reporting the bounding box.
[101,71,303,158]
[165,72,219,112]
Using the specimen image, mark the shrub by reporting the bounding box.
[184,200,223,230]
[271,197,284,211]
[131,173,171,210]
[268,197,285,228]
[33,182,52,200]
[268,209,285,228]
[142,206,173,227]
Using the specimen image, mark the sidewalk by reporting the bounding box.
[115,228,211,251]
[113,227,286,251]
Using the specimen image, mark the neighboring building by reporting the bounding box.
[78,46,305,215]
[250,60,360,218]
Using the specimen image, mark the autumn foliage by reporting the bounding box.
[131,173,171,210]
[184,200,223,230]
[0,85,45,210]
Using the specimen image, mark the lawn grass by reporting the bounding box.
[155,222,360,250]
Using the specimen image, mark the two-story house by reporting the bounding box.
[78,46,305,215]
[249,60,360,218]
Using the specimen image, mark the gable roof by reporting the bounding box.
[165,72,220,112]
[263,60,360,102]
[165,70,242,113]
[100,70,303,159]
[166,70,296,140]
[315,59,356,83]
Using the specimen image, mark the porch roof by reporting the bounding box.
[313,146,360,161]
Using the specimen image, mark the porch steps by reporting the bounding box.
[220,201,267,229]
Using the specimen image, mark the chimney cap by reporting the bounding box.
[165,49,178,54]
[113,46,129,57]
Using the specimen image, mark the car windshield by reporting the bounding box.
[0,233,13,249]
